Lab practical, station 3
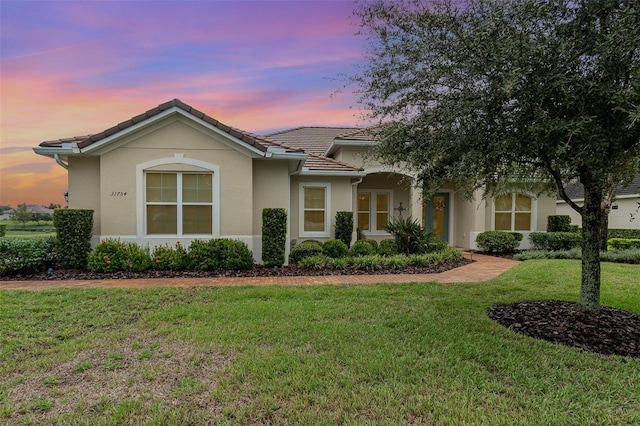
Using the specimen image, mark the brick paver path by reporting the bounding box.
[0,253,519,291]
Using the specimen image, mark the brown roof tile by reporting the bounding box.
[266,126,360,156]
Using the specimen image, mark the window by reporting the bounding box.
[146,172,213,235]
[357,190,391,233]
[494,193,533,231]
[300,183,330,236]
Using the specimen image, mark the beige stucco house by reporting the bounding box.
[34,99,557,261]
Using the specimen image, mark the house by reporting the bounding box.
[33,99,557,261]
[557,175,640,229]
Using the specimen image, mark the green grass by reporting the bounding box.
[1,260,639,425]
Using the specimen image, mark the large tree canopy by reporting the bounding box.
[352,0,640,312]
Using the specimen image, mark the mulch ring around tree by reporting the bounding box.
[488,300,640,358]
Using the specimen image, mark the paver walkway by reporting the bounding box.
[0,253,519,291]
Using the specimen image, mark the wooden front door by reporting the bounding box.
[424,193,450,242]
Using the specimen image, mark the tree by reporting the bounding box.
[13,203,33,226]
[352,0,640,312]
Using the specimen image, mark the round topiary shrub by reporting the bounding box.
[378,239,399,257]
[349,239,377,257]
[289,240,324,263]
[322,239,349,258]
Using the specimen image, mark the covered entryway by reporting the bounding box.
[423,193,451,243]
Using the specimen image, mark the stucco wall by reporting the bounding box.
[80,116,255,248]
[557,197,640,229]
[68,156,101,236]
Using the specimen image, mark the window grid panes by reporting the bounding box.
[303,186,327,233]
[146,172,213,236]
[494,193,532,232]
[358,191,391,232]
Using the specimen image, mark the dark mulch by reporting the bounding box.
[488,300,640,358]
[1,257,472,281]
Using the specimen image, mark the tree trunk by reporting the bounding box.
[599,176,616,252]
[580,183,603,313]
[600,210,609,252]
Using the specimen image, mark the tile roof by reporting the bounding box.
[266,126,359,156]
[560,174,640,200]
[302,152,362,172]
[39,99,301,155]
[334,126,381,142]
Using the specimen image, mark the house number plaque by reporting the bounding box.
[110,192,128,197]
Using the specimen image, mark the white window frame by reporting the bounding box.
[136,155,220,238]
[357,189,392,235]
[491,192,537,232]
[299,183,331,238]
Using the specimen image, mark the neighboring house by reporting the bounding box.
[557,175,640,229]
[33,99,556,261]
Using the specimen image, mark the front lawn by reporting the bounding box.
[1,260,638,425]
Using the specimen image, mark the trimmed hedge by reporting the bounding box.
[547,215,573,232]
[608,238,640,250]
[0,237,56,276]
[608,229,640,239]
[322,239,349,258]
[188,239,254,271]
[87,239,152,273]
[335,211,354,248]
[262,208,287,267]
[0,223,6,237]
[475,231,519,254]
[53,209,94,269]
[289,240,324,263]
[529,232,582,251]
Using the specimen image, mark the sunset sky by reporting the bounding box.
[0,0,367,207]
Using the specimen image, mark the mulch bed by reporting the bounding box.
[488,300,640,358]
[0,257,472,281]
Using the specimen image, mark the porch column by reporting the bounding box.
[409,182,423,225]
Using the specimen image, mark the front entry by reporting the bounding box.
[423,193,450,243]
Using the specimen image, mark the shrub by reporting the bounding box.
[289,240,323,263]
[87,240,152,273]
[378,239,399,257]
[349,239,377,257]
[475,231,520,253]
[0,223,6,237]
[299,255,330,269]
[382,254,409,269]
[187,239,254,271]
[608,229,640,239]
[547,215,573,232]
[514,248,640,264]
[352,254,383,271]
[335,211,354,247]
[151,243,188,270]
[608,238,640,250]
[508,232,524,242]
[53,209,94,269]
[384,216,425,255]
[262,208,287,267]
[600,249,640,264]
[0,237,56,276]
[322,239,349,258]
[529,232,581,251]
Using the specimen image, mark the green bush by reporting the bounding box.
[322,239,349,258]
[547,215,573,232]
[608,238,640,250]
[601,249,640,264]
[335,211,354,247]
[262,208,287,267]
[299,255,331,269]
[353,254,384,271]
[529,232,581,251]
[0,223,6,237]
[187,239,254,271]
[349,239,377,257]
[382,254,409,269]
[508,232,524,242]
[87,240,152,273]
[608,229,640,239]
[0,237,56,276]
[378,239,399,256]
[289,240,324,263]
[151,243,188,270]
[53,209,94,269]
[384,216,425,255]
[476,231,520,253]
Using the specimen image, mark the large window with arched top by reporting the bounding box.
[494,193,533,231]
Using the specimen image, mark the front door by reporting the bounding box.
[424,193,450,243]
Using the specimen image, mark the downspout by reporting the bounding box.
[54,154,69,170]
